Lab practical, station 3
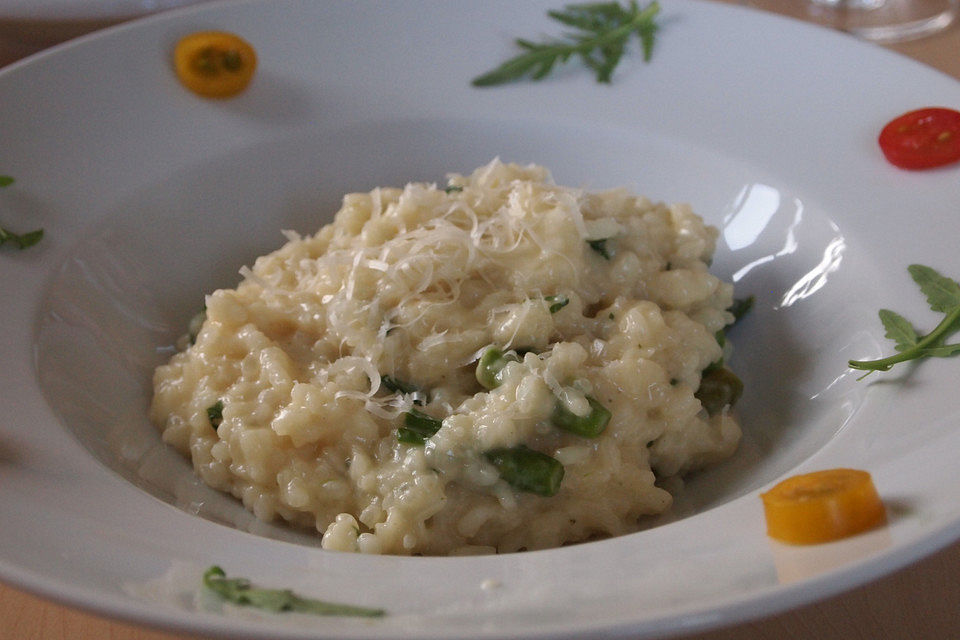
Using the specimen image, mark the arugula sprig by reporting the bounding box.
[0,176,44,251]
[203,566,385,618]
[849,264,960,376]
[472,1,660,86]
[0,225,42,250]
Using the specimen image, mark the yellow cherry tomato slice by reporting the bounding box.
[173,31,256,98]
[761,469,886,545]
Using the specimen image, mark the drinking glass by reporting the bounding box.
[747,0,958,43]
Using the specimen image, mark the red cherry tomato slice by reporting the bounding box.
[878,107,960,170]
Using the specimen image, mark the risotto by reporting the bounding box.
[150,160,742,555]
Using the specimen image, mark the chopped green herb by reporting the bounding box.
[544,293,569,313]
[472,1,661,86]
[444,185,464,193]
[849,264,960,376]
[398,408,443,444]
[551,395,611,437]
[207,400,224,429]
[202,566,385,618]
[485,446,564,497]
[587,238,613,260]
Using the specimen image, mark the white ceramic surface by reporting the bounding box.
[2,1,960,638]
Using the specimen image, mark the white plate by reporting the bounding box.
[3,1,960,637]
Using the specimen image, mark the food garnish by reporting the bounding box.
[761,469,886,544]
[878,107,960,170]
[848,264,960,376]
[0,176,43,251]
[0,224,43,250]
[202,566,385,618]
[173,31,257,98]
[472,1,660,86]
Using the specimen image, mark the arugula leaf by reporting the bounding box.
[203,566,385,618]
[0,176,44,251]
[472,1,660,86]
[0,226,43,250]
[878,309,918,352]
[849,264,960,376]
[909,263,960,313]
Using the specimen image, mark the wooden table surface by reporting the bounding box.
[2,3,960,640]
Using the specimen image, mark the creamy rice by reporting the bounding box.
[150,160,742,555]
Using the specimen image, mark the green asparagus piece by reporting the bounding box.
[484,446,564,497]
[551,395,611,437]
[476,347,521,389]
[695,367,743,415]
[397,408,443,444]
